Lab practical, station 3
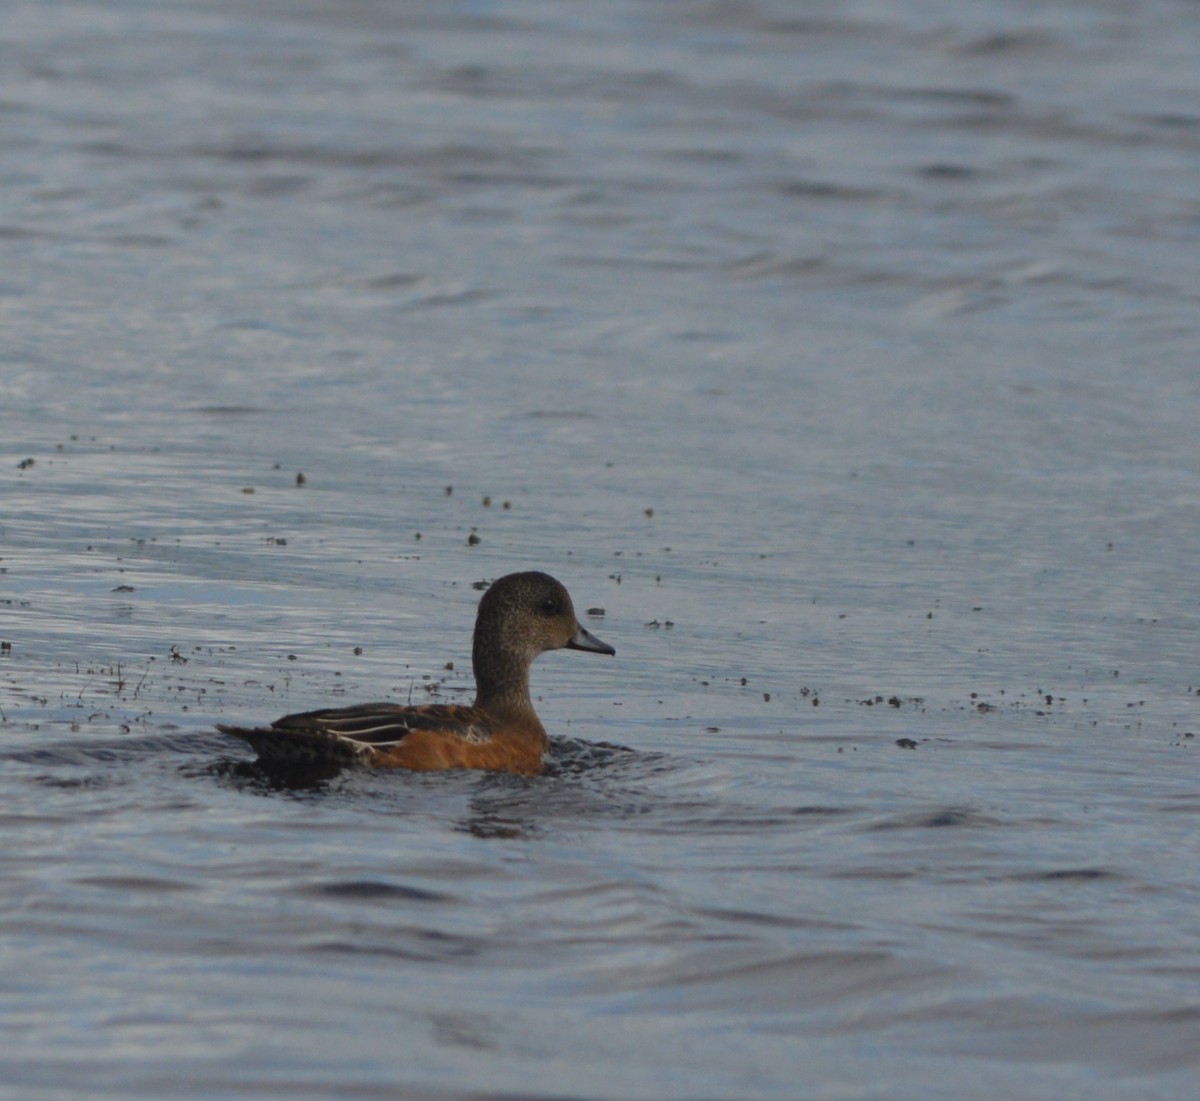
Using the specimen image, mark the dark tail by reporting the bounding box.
[217,723,368,766]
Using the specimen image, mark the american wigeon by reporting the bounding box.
[217,571,614,775]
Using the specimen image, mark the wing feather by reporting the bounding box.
[219,702,493,763]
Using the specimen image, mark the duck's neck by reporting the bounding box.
[472,639,536,718]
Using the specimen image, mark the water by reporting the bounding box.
[3,1,1200,1097]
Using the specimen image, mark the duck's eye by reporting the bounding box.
[539,596,562,616]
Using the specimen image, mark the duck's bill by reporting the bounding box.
[567,623,615,656]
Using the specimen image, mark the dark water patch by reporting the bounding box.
[789,804,855,818]
[645,808,843,835]
[867,806,1001,831]
[308,928,482,964]
[690,906,856,933]
[918,162,981,180]
[561,253,709,274]
[896,86,1017,110]
[72,875,196,894]
[298,879,452,904]
[0,224,40,241]
[544,735,652,777]
[827,866,924,883]
[775,178,888,202]
[1137,112,1200,130]
[28,770,130,791]
[188,405,273,416]
[1158,795,1200,815]
[358,271,425,291]
[945,31,1064,57]
[203,755,348,795]
[723,250,906,287]
[458,809,542,841]
[458,781,657,838]
[522,409,599,421]
[0,811,74,827]
[414,287,496,309]
[1007,868,1116,883]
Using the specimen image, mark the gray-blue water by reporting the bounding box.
[3,1,1200,1098]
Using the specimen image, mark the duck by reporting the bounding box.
[217,571,614,775]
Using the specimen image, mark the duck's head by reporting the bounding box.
[474,571,615,667]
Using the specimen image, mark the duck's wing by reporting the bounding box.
[218,702,490,765]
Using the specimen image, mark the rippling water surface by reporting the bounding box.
[3,1,1200,1098]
